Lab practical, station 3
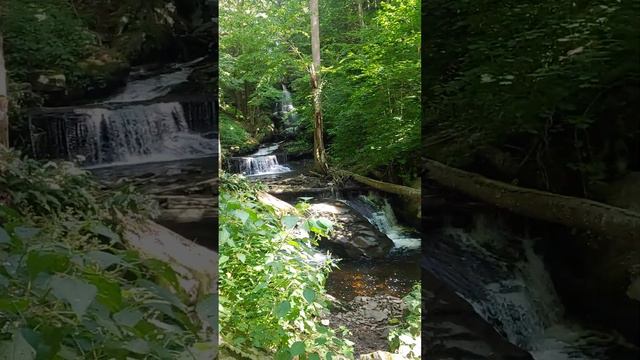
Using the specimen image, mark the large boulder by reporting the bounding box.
[309,200,394,258]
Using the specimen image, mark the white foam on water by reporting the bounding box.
[431,225,639,359]
[343,194,421,251]
[77,102,216,168]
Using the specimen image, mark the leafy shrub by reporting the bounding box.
[0,148,215,359]
[388,283,421,358]
[1,0,97,85]
[219,172,354,359]
[220,113,256,154]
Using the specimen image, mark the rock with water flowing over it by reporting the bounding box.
[309,200,394,258]
[422,270,534,360]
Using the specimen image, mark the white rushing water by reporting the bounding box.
[77,102,216,168]
[426,217,638,360]
[230,144,291,176]
[343,194,421,251]
[280,84,299,133]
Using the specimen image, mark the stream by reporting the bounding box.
[423,191,640,360]
[227,143,421,355]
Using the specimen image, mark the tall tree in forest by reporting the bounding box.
[309,0,328,172]
[0,33,8,147]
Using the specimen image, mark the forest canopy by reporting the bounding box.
[220,0,421,181]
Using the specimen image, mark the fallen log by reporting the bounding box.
[256,191,297,215]
[124,220,217,302]
[333,170,421,199]
[425,159,640,242]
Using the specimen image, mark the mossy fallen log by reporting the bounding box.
[425,159,640,243]
[333,170,421,199]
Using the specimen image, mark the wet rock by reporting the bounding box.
[329,295,405,356]
[422,270,534,360]
[32,72,66,93]
[309,200,394,258]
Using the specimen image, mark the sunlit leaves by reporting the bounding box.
[219,173,353,357]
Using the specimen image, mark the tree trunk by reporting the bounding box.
[309,0,328,173]
[0,34,9,148]
[335,169,421,199]
[425,159,640,243]
[357,0,365,28]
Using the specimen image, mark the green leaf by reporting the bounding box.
[308,353,321,360]
[123,339,150,354]
[275,301,291,318]
[219,255,229,265]
[113,308,144,327]
[50,275,97,318]
[0,298,29,313]
[85,251,122,269]
[14,227,40,240]
[282,216,299,229]
[290,341,305,356]
[237,253,246,263]
[196,295,217,329]
[88,223,120,243]
[233,210,250,223]
[26,251,70,279]
[85,274,123,312]
[0,330,36,360]
[303,288,316,303]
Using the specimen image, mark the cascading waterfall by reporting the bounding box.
[424,215,638,360]
[77,103,216,167]
[228,144,291,176]
[342,194,421,251]
[28,58,217,167]
[280,85,299,132]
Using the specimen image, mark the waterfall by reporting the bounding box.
[28,58,217,167]
[280,85,299,132]
[342,194,421,251]
[424,218,638,359]
[228,144,291,176]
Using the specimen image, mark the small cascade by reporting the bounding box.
[280,85,299,133]
[342,194,421,251]
[106,67,192,103]
[424,216,639,359]
[228,144,291,176]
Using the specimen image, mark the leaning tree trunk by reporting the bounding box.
[0,34,9,147]
[425,159,640,243]
[309,0,328,173]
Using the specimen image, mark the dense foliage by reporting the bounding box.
[220,0,421,181]
[424,0,640,194]
[1,0,97,85]
[220,113,256,155]
[0,148,215,359]
[219,173,354,359]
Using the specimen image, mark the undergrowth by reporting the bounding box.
[219,172,354,359]
[0,148,215,359]
[388,283,421,358]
